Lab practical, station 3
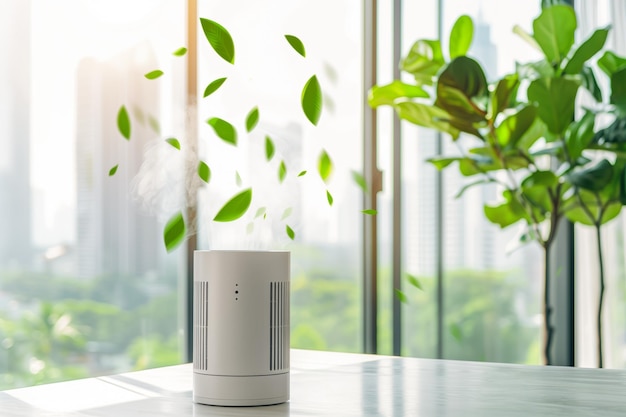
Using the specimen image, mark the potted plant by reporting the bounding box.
[369,3,626,366]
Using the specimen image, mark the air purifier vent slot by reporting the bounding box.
[194,281,209,371]
[270,281,290,371]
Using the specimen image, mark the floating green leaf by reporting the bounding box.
[117,106,131,140]
[351,171,368,193]
[144,70,164,80]
[254,207,266,218]
[395,289,408,304]
[203,77,227,98]
[172,47,188,56]
[213,188,252,222]
[285,34,306,57]
[198,161,211,183]
[326,190,334,206]
[406,274,423,291]
[207,117,237,146]
[318,150,333,182]
[278,161,287,183]
[449,15,474,59]
[108,164,118,176]
[246,106,259,132]
[362,209,377,215]
[281,207,292,220]
[265,136,275,161]
[163,212,186,252]
[200,18,235,64]
[298,170,307,177]
[286,225,295,240]
[165,138,181,150]
[148,115,160,134]
[449,323,463,342]
[301,75,322,125]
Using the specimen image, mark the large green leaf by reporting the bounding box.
[318,150,333,182]
[564,111,595,161]
[449,15,474,59]
[163,212,186,252]
[567,159,613,191]
[394,101,459,139]
[200,18,235,64]
[435,57,488,122]
[490,74,519,120]
[521,170,558,212]
[284,34,306,57]
[597,51,626,77]
[532,5,577,65]
[203,77,227,98]
[367,81,429,108]
[213,188,252,222]
[207,117,237,146]
[527,77,579,135]
[400,39,445,85]
[246,106,259,132]
[495,105,537,147]
[563,27,609,75]
[301,75,322,125]
[564,189,621,225]
[117,106,131,140]
[484,191,528,228]
[610,68,626,111]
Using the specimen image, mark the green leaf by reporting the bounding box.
[516,60,555,80]
[236,171,242,187]
[326,190,334,206]
[246,106,259,132]
[394,289,408,304]
[449,323,463,342]
[254,207,266,218]
[394,101,459,139]
[286,225,295,240]
[144,70,164,80]
[117,106,131,140]
[200,18,235,64]
[213,188,252,222]
[495,105,537,147]
[580,66,602,102]
[148,115,160,134]
[484,191,527,228]
[435,57,488,123]
[527,77,579,135]
[563,28,609,75]
[318,150,333,182]
[198,161,211,183]
[567,159,613,191]
[172,47,187,56]
[490,74,519,120]
[406,274,423,291]
[284,34,306,57]
[449,15,474,59]
[532,5,577,64]
[207,117,237,146]
[108,164,118,176]
[367,81,429,108]
[298,170,307,177]
[611,68,626,111]
[400,39,445,85]
[597,51,626,77]
[564,111,595,161]
[163,212,186,252]
[362,209,377,215]
[281,207,292,220]
[301,75,323,125]
[278,160,287,183]
[564,188,621,225]
[203,77,227,98]
[165,138,181,150]
[427,156,461,170]
[351,171,368,193]
[264,136,275,161]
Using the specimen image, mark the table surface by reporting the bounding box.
[2,349,626,416]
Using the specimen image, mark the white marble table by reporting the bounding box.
[2,349,626,416]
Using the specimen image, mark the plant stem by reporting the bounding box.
[543,242,554,365]
[595,224,605,368]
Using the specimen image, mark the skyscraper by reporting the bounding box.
[0,0,32,268]
[75,43,162,279]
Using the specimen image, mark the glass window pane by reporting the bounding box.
[0,0,186,389]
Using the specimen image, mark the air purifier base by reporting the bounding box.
[193,372,289,406]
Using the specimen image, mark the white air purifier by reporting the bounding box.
[193,250,290,406]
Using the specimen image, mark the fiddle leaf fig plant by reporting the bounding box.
[369,3,626,367]
[112,18,331,252]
